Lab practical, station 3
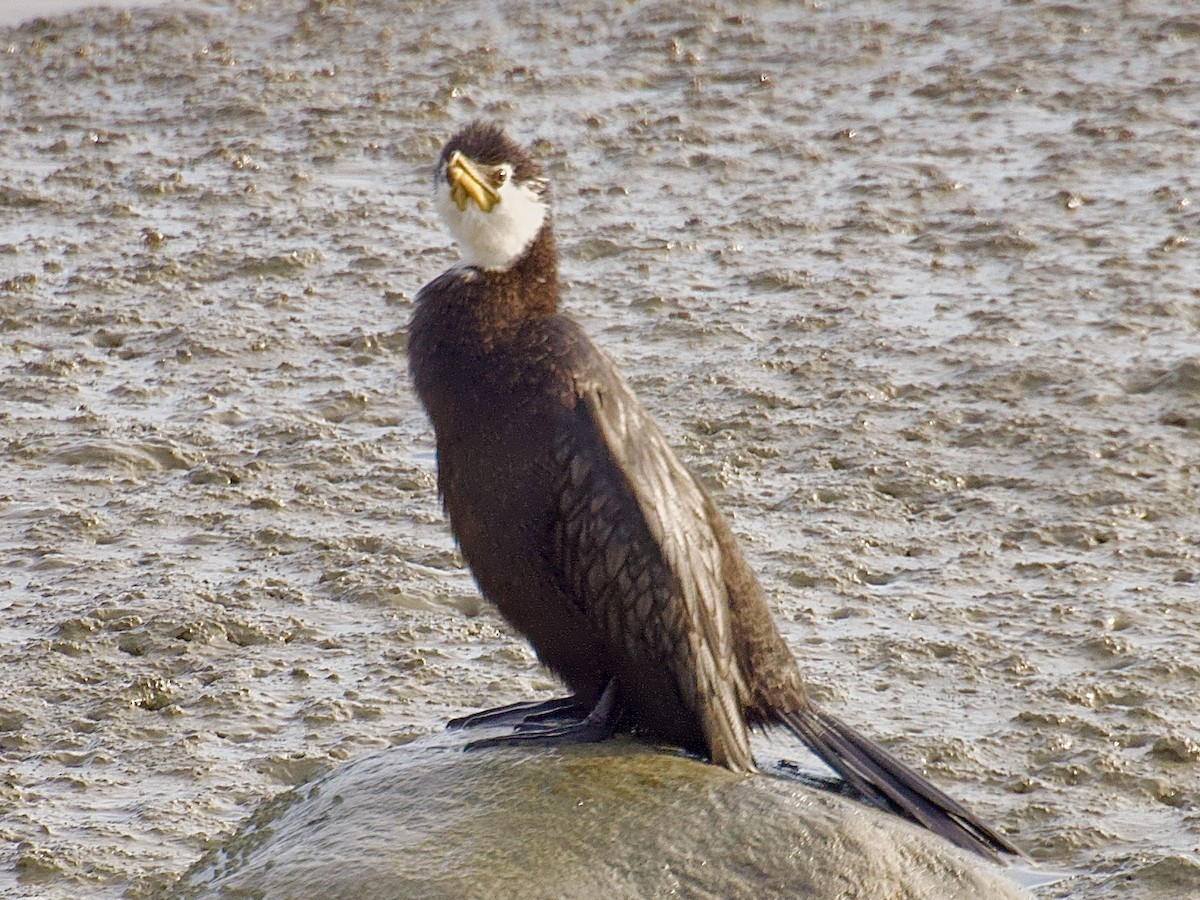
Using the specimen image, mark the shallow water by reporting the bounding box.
[0,0,1197,896]
[0,0,173,28]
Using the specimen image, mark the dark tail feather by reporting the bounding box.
[777,704,1023,863]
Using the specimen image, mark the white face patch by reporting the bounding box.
[435,169,548,272]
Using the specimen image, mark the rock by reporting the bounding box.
[170,729,1028,898]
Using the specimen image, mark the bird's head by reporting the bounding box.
[434,121,550,272]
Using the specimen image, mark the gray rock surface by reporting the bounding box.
[172,731,1029,899]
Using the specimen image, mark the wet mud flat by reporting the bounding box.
[1,0,1197,897]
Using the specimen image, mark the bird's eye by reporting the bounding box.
[491,167,509,188]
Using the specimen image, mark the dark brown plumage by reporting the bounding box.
[407,121,1022,862]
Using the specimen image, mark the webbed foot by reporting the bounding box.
[463,681,620,750]
[447,695,588,731]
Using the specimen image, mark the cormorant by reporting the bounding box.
[407,121,1021,862]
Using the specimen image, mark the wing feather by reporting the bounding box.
[548,339,754,771]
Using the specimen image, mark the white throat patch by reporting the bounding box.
[436,176,548,271]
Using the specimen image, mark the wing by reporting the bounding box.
[548,334,755,772]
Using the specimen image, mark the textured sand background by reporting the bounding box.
[1,0,1197,896]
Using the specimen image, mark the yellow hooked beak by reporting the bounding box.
[447,150,500,213]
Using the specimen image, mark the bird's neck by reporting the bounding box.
[481,224,559,321]
[414,224,561,359]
